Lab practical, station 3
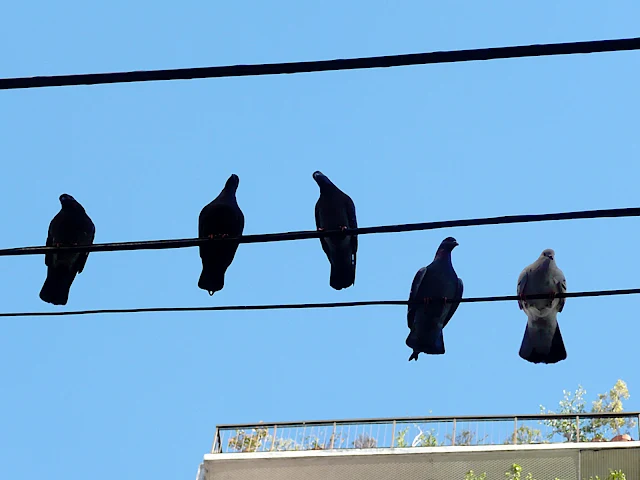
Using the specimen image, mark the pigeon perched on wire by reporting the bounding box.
[198,174,245,295]
[406,237,463,361]
[517,248,567,364]
[39,194,96,306]
[312,171,358,290]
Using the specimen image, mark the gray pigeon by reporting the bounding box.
[40,194,96,306]
[406,237,463,361]
[312,171,357,290]
[517,248,567,364]
[198,174,245,295]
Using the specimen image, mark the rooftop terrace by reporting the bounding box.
[210,411,640,454]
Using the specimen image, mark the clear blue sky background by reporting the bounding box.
[1,1,639,478]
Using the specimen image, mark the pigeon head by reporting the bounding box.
[59,193,75,203]
[434,237,459,259]
[312,171,335,190]
[59,193,80,208]
[224,174,240,192]
[438,237,459,251]
[540,248,555,262]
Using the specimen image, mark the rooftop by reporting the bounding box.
[197,412,640,480]
[211,411,640,454]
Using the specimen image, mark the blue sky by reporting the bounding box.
[2,1,640,478]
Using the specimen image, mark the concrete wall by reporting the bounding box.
[198,441,640,480]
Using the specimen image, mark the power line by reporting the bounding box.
[2,288,639,318]
[2,37,639,91]
[0,206,638,257]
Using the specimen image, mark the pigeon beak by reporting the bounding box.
[453,240,459,247]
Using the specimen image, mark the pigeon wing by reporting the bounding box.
[555,268,567,313]
[407,266,428,329]
[74,217,96,274]
[516,267,529,310]
[442,277,464,329]
[314,200,332,262]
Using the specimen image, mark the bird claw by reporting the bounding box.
[317,227,325,231]
[423,297,432,306]
[339,226,348,231]
[442,296,448,305]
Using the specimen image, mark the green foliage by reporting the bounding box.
[413,425,440,446]
[462,463,627,479]
[353,433,377,449]
[447,429,488,446]
[394,424,440,447]
[465,470,487,480]
[503,426,545,445]
[395,426,410,448]
[464,464,570,480]
[539,379,636,442]
[228,427,341,452]
[586,470,627,480]
[227,427,270,452]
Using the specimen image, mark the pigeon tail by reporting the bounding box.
[519,321,567,364]
[198,265,225,295]
[39,267,77,306]
[329,251,356,290]
[405,326,445,359]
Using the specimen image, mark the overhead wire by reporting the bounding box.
[1,37,639,90]
[1,289,639,318]
[3,37,638,319]
[0,206,638,257]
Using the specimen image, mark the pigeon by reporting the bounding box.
[39,194,96,306]
[198,174,245,295]
[517,248,567,364]
[406,237,463,361]
[312,171,358,290]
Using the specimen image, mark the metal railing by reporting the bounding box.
[211,412,640,454]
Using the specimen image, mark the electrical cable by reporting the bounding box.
[2,288,638,318]
[0,206,637,257]
[2,37,639,90]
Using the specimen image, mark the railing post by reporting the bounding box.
[390,420,396,448]
[576,415,580,443]
[330,422,337,449]
[211,427,220,453]
[513,417,518,445]
[451,419,456,446]
[270,425,277,452]
[637,415,640,441]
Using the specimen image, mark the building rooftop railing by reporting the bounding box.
[211,412,640,454]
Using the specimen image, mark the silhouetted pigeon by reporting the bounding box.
[406,237,463,361]
[198,174,245,295]
[517,248,567,364]
[312,171,358,290]
[39,194,96,306]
